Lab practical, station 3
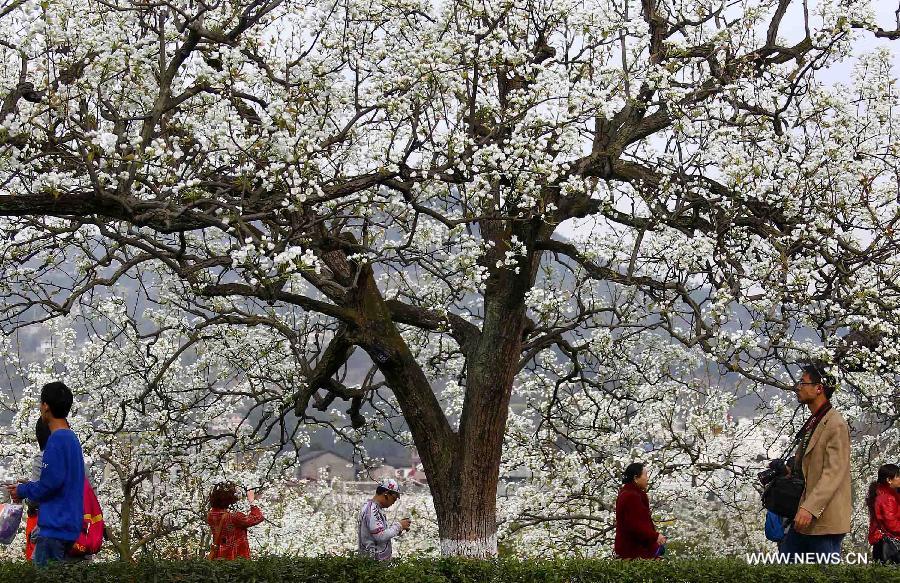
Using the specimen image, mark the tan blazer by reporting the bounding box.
[797,407,852,535]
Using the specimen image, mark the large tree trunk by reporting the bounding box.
[342,224,536,558]
[430,385,513,558]
[428,367,511,558]
[430,223,535,557]
[435,488,500,557]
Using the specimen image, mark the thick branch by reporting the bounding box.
[294,326,356,416]
[200,283,356,322]
[0,192,224,233]
[385,299,480,352]
[851,21,900,40]
[537,239,681,292]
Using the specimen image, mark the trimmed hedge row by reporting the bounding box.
[0,557,896,583]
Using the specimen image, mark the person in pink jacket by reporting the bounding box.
[866,464,900,563]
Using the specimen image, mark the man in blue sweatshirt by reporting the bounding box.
[7,381,84,566]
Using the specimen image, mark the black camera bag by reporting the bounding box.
[760,403,831,518]
[762,475,805,517]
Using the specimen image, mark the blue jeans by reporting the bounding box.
[33,536,74,567]
[780,528,844,563]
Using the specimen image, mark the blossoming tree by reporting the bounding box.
[0,303,296,560]
[0,0,898,556]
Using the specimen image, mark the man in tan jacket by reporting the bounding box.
[781,364,852,561]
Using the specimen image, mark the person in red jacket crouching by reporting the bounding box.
[614,462,667,559]
[867,463,900,563]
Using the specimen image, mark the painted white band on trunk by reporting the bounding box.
[439,534,498,557]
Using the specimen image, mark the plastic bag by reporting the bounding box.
[0,503,24,545]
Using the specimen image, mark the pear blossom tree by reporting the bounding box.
[0,303,297,560]
[0,300,895,559]
[0,0,899,557]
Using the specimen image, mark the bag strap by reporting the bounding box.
[784,403,831,480]
[778,429,804,462]
[769,404,806,468]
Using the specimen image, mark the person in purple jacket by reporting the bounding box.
[7,382,84,566]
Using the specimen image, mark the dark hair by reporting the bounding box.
[623,462,645,484]
[376,486,398,496]
[35,417,50,451]
[209,482,239,509]
[801,363,836,399]
[40,381,73,418]
[867,464,900,516]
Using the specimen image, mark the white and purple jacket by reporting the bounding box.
[357,499,401,560]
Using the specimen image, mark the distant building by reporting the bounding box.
[407,449,427,483]
[366,463,398,481]
[296,450,356,481]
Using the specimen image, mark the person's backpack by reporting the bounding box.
[764,510,785,543]
[68,478,103,557]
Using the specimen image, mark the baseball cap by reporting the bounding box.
[379,478,401,496]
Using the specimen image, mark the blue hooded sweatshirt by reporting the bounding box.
[17,428,84,541]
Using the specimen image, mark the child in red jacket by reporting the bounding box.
[867,464,900,563]
[614,462,667,559]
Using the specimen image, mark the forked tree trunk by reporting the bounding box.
[351,226,534,558]
[366,304,516,557]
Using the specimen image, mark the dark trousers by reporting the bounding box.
[874,540,885,562]
[873,538,900,564]
[32,536,74,567]
[779,528,844,563]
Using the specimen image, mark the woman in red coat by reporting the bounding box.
[867,463,900,563]
[614,462,666,559]
[207,483,264,560]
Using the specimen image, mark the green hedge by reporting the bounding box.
[0,557,896,583]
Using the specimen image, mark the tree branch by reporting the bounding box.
[200,283,356,322]
[385,299,480,352]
